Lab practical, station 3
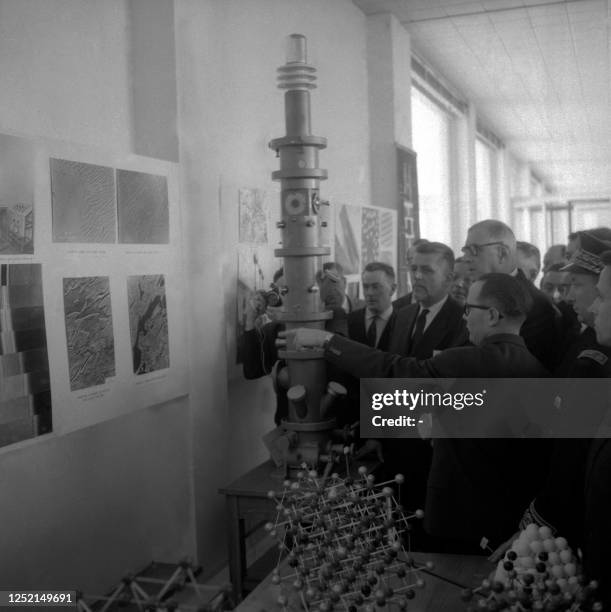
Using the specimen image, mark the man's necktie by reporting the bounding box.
[366,316,378,347]
[411,308,429,348]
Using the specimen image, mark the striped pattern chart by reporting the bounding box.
[0,263,51,448]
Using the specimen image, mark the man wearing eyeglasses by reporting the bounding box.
[279,273,548,552]
[461,219,557,370]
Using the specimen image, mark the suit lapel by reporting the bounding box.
[378,310,396,351]
[348,308,368,344]
[396,305,419,355]
[414,299,452,356]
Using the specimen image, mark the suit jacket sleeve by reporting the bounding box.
[516,270,557,369]
[324,333,464,379]
[241,323,279,379]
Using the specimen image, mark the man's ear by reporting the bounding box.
[488,307,502,326]
[391,282,397,296]
[497,244,510,263]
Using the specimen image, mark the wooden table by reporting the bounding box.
[218,460,283,603]
[235,552,492,611]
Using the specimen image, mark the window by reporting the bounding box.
[475,138,494,220]
[410,87,451,246]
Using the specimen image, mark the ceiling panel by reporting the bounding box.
[353,0,611,197]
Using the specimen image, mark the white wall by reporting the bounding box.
[0,0,195,592]
[0,0,132,152]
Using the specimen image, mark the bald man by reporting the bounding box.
[460,219,557,370]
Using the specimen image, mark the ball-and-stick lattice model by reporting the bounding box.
[462,523,604,611]
[265,464,429,611]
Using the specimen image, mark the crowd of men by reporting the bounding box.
[241,218,611,605]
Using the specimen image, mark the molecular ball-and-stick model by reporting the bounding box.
[265,465,430,611]
[462,523,604,611]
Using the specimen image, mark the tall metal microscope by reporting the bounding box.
[268,34,349,474]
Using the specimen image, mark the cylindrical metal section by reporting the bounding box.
[279,145,319,175]
[285,359,327,422]
[286,34,307,64]
[282,254,322,318]
[269,35,335,468]
[285,90,311,136]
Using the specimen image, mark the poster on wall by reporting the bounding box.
[0,134,35,254]
[334,202,398,279]
[117,170,169,244]
[63,276,116,391]
[0,130,188,447]
[236,243,280,364]
[397,145,419,296]
[239,188,268,244]
[334,203,361,275]
[361,206,397,267]
[127,274,169,375]
[0,263,51,449]
[50,158,116,243]
[36,137,187,437]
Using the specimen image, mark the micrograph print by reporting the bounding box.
[0,134,35,254]
[117,170,169,244]
[127,275,169,375]
[239,188,268,244]
[361,207,380,265]
[50,158,116,243]
[334,204,361,275]
[63,277,115,391]
[0,263,52,448]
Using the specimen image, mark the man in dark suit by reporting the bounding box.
[282,273,548,552]
[347,261,397,350]
[332,262,398,433]
[392,242,468,358]
[460,219,557,370]
[392,238,430,310]
[383,241,468,521]
[585,249,611,609]
[555,231,611,377]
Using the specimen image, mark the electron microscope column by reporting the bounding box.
[269,34,336,466]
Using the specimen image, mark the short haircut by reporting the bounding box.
[544,244,567,259]
[545,262,568,273]
[477,273,533,319]
[323,261,344,277]
[414,241,455,270]
[517,241,541,267]
[273,267,284,283]
[469,219,516,248]
[363,261,396,282]
[601,250,611,266]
